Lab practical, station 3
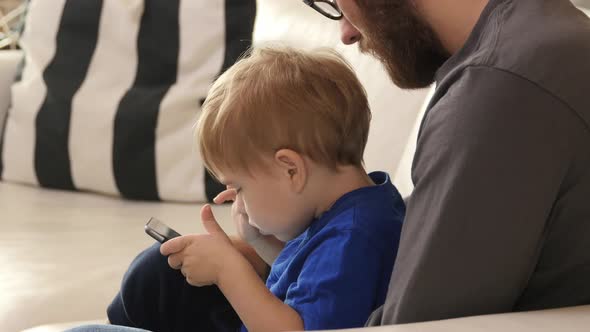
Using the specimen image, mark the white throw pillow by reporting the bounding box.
[0,0,256,202]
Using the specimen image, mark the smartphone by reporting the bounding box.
[145,217,182,243]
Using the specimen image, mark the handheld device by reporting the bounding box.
[145,217,182,243]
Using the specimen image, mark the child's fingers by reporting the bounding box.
[201,205,231,242]
[167,253,183,270]
[160,236,189,256]
[234,194,246,213]
[213,188,237,204]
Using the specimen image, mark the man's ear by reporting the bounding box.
[274,149,307,193]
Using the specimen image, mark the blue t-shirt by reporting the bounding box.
[241,171,405,331]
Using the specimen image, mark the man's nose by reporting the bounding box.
[339,17,361,45]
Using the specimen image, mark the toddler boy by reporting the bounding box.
[106,46,405,332]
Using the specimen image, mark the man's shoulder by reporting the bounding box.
[427,65,588,141]
[413,64,588,185]
[435,0,590,129]
[493,2,590,119]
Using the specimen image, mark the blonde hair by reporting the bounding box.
[196,45,371,178]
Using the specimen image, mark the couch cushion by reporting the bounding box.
[0,0,255,202]
[0,181,234,332]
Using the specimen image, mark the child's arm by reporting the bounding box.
[219,251,304,332]
[230,236,271,279]
[161,205,303,332]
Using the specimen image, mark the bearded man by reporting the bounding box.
[304,0,590,325]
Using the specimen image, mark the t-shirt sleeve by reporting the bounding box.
[374,66,576,324]
[284,228,388,330]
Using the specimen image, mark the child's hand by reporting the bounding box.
[160,205,242,287]
[214,188,262,244]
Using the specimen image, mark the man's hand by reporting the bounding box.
[160,204,243,287]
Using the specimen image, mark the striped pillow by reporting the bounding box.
[0,0,256,202]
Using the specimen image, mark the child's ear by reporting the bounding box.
[274,149,307,193]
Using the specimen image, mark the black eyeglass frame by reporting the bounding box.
[302,0,343,21]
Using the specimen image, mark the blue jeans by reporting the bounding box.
[106,243,241,332]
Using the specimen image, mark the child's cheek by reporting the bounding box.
[241,199,250,216]
[243,202,257,225]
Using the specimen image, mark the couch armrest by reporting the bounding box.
[19,305,590,332]
[0,50,23,138]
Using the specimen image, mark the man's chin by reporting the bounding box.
[353,0,451,88]
[359,45,440,89]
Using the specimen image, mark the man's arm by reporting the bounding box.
[374,67,575,324]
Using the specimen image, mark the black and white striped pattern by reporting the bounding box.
[0,0,256,201]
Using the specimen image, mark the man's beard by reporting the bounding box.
[356,0,450,89]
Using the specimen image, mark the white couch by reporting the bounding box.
[1,2,589,332]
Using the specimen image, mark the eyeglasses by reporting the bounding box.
[303,0,343,20]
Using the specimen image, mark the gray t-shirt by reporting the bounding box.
[368,0,590,325]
